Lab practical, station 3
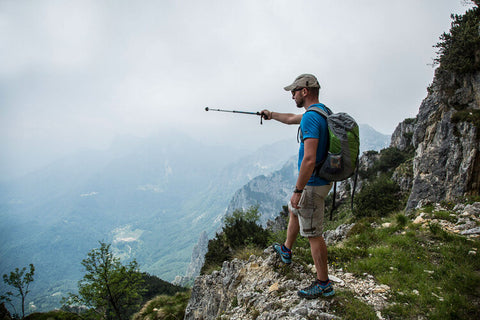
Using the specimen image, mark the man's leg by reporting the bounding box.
[285,210,299,250]
[298,234,335,299]
[309,235,329,281]
[273,209,299,264]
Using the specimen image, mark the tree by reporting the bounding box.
[1,264,35,319]
[63,242,145,320]
[434,2,480,75]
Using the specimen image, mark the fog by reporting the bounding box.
[0,0,474,178]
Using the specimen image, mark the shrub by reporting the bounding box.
[360,147,413,179]
[201,234,231,274]
[223,219,269,249]
[201,206,270,274]
[354,176,402,218]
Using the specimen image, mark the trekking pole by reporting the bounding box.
[205,107,266,125]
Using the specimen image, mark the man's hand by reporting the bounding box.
[290,192,302,209]
[261,109,272,120]
[260,110,302,124]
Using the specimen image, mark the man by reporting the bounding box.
[261,74,334,299]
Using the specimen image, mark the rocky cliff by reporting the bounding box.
[174,231,209,287]
[405,71,480,209]
[336,69,480,211]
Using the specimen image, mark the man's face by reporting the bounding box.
[291,88,305,108]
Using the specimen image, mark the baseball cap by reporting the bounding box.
[284,74,321,91]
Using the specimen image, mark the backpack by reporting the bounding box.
[299,105,360,218]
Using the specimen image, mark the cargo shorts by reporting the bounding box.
[288,184,332,238]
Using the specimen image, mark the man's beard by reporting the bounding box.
[296,97,304,108]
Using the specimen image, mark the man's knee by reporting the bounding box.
[308,236,326,246]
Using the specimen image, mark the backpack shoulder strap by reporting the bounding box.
[306,104,332,119]
[299,104,332,143]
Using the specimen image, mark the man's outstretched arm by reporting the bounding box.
[261,109,302,125]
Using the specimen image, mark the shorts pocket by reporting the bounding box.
[298,189,314,218]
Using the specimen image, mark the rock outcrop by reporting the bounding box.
[390,118,416,152]
[406,71,480,210]
[185,245,390,320]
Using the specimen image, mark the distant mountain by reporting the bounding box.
[225,157,297,225]
[0,132,296,313]
[359,124,390,153]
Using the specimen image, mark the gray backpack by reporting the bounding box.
[307,106,360,181]
[300,105,360,217]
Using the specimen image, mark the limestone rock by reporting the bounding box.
[390,118,416,151]
[184,247,392,320]
[406,72,480,210]
[324,223,355,245]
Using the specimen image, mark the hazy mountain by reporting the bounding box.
[359,124,390,152]
[0,132,296,312]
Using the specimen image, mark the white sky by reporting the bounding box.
[0,0,475,178]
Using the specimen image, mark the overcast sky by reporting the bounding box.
[0,0,474,178]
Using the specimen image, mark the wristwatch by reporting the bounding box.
[294,187,303,194]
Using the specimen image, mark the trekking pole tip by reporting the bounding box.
[205,107,209,111]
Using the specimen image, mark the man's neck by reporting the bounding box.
[303,98,320,110]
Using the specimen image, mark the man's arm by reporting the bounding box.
[290,137,318,209]
[261,109,302,125]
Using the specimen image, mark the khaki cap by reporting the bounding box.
[284,74,321,91]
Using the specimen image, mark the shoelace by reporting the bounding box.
[304,281,321,291]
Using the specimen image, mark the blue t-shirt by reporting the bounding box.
[298,104,330,186]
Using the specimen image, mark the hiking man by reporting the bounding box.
[261,73,335,299]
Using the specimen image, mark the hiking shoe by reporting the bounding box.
[272,243,292,264]
[298,280,335,299]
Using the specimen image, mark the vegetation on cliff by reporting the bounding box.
[201,206,270,275]
[433,1,480,129]
[434,1,480,75]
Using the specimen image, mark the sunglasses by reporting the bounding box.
[291,88,304,96]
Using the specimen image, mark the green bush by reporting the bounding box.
[201,234,231,274]
[360,147,413,179]
[354,176,402,218]
[223,219,269,249]
[201,206,270,275]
